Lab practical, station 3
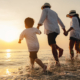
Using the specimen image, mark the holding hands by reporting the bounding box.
[64,31,68,36]
[37,24,42,29]
[63,28,68,36]
[63,27,73,36]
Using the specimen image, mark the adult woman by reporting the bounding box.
[65,10,80,60]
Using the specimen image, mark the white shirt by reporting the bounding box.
[70,17,80,40]
[19,28,41,52]
[38,8,65,35]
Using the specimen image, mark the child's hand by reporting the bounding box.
[18,39,21,43]
[40,31,42,34]
[37,24,42,29]
[18,41,21,43]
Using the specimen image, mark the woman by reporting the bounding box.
[65,10,80,60]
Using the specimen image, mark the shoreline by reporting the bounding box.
[0,58,80,80]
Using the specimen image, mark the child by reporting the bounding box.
[65,10,80,60]
[18,17,47,71]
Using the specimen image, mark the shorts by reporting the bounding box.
[29,51,38,59]
[47,32,59,45]
[70,37,78,41]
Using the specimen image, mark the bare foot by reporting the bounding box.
[59,49,63,57]
[30,65,34,70]
[76,54,78,58]
[43,65,47,72]
[55,61,61,67]
[71,57,74,61]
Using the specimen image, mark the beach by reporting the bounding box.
[0,49,80,80]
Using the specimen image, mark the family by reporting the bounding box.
[18,3,80,72]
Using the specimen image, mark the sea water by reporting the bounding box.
[0,49,80,80]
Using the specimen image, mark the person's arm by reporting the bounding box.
[37,24,42,29]
[58,17,65,30]
[36,28,42,34]
[65,17,75,35]
[18,31,24,44]
[57,17,67,36]
[67,27,74,33]
[64,27,73,36]
[37,9,47,29]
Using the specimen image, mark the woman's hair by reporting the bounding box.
[24,17,34,28]
[73,14,80,27]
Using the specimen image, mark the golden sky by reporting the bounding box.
[0,0,80,49]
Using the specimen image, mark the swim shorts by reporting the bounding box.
[47,32,58,45]
[29,51,37,59]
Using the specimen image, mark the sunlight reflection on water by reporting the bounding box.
[6,69,11,75]
[6,53,11,58]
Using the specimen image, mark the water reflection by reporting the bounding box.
[6,53,11,58]
[6,49,11,53]
[6,69,11,75]
[5,49,11,59]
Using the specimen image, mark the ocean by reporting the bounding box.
[0,49,80,80]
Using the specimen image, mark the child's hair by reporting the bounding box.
[24,17,34,28]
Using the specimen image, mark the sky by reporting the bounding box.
[0,0,80,50]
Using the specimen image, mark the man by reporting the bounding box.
[37,3,66,66]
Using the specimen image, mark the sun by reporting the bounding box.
[0,25,19,42]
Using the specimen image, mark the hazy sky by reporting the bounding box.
[0,0,80,49]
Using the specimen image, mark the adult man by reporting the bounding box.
[37,3,66,66]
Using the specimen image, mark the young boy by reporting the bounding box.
[18,17,47,71]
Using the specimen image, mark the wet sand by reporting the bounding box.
[1,58,80,80]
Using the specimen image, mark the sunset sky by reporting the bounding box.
[0,0,80,49]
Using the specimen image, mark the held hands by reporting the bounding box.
[64,31,68,36]
[37,24,42,29]
[37,24,42,34]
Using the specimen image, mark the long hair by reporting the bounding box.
[73,14,80,27]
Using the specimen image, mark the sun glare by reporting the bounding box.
[6,53,11,58]
[6,69,11,75]
[0,25,19,42]
[6,49,11,52]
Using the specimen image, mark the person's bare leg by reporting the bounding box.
[69,40,75,60]
[35,59,47,72]
[30,58,35,69]
[56,45,63,57]
[50,44,60,66]
[75,41,79,58]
